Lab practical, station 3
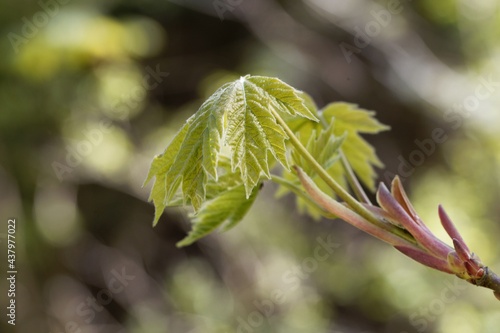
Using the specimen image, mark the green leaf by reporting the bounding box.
[176,183,260,247]
[144,121,190,226]
[145,75,317,226]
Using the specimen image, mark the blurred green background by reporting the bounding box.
[1,0,500,332]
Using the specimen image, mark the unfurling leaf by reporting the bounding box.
[322,102,389,191]
[145,75,317,226]
[277,101,388,219]
[291,119,345,175]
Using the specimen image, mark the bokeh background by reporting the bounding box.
[1,0,500,332]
